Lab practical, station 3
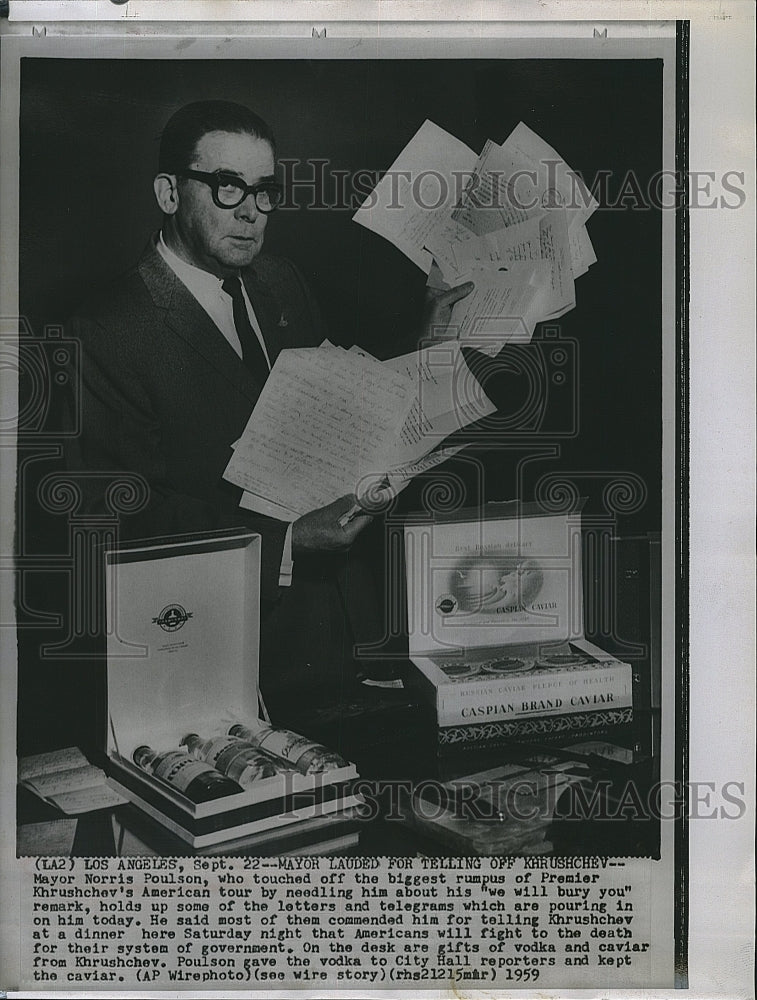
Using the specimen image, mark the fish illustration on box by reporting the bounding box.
[448,556,545,615]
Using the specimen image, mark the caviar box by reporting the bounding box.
[404,502,636,748]
[104,530,360,847]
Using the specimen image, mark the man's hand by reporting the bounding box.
[292,494,373,554]
[419,280,474,345]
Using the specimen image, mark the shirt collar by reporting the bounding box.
[158,231,233,297]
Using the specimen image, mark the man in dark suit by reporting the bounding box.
[65,100,469,723]
[64,101,379,719]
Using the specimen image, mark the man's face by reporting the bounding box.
[172,130,275,276]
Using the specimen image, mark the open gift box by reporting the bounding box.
[104,530,360,848]
[404,502,639,751]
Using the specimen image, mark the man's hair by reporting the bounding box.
[158,100,276,174]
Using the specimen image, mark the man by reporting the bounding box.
[65,100,468,720]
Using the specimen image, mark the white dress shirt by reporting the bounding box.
[157,232,271,366]
[157,232,294,586]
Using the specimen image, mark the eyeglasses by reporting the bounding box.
[176,169,284,212]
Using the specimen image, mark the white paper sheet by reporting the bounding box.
[569,223,598,277]
[352,120,477,274]
[460,215,544,276]
[534,208,576,317]
[385,342,496,461]
[355,443,468,510]
[423,215,479,284]
[238,490,301,522]
[18,749,128,816]
[452,138,543,236]
[447,260,552,351]
[224,347,415,516]
[500,121,599,232]
[22,764,105,798]
[17,746,89,781]
[46,784,128,815]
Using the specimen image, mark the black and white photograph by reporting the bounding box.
[0,4,753,997]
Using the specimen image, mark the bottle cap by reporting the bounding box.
[132,745,153,766]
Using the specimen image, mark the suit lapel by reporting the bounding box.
[243,269,302,367]
[138,242,265,402]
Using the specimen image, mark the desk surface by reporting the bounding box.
[18,692,660,859]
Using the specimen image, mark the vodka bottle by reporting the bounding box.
[180,733,285,786]
[228,723,348,775]
[132,745,242,802]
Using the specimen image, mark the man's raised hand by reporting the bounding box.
[419,280,474,345]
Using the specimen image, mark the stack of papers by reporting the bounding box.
[225,341,494,521]
[354,120,598,355]
[19,747,127,815]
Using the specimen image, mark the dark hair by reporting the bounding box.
[158,100,276,173]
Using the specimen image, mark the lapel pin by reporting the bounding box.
[278,313,288,328]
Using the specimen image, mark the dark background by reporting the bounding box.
[16,57,663,755]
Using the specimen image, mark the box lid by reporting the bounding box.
[404,501,584,657]
[104,531,261,759]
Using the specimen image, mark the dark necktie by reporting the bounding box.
[221,275,270,382]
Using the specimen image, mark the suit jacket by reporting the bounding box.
[65,240,379,716]
[65,239,324,596]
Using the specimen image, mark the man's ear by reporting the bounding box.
[154,173,179,215]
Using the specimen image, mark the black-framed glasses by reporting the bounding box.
[176,169,284,212]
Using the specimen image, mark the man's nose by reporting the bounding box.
[235,193,260,222]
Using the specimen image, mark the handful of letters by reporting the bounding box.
[353,120,598,353]
[224,342,489,521]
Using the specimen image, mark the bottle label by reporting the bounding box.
[232,756,276,785]
[153,752,216,792]
[198,738,248,772]
[257,729,316,765]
